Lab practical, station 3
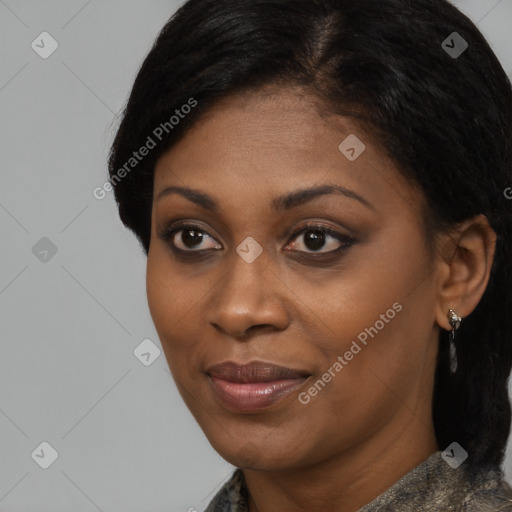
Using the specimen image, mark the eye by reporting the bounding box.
[163,223,222,252]
[159,221,355,258]
[284,223,355,254]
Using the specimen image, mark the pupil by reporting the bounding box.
[182,229,203,247]
[305,230,325,251]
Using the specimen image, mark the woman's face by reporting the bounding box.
[146,87,442,471]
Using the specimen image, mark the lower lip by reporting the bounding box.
[209,376,309,412]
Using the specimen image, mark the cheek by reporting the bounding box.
[146,244,204,332]
[300,230,435,387]
[146,259,175,332]
[295,249,411,348]
[146,252,197,367]
[146,247,225,389]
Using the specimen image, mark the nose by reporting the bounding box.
[208,249,290,339]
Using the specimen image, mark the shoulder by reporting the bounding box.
[204,469,248,512]
[463,468,512,511]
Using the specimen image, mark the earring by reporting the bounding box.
[448,309,462,374]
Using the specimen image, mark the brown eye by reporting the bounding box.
[165,224,222,251]
[285,225,354,254]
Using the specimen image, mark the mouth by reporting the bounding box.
[206,361,311,412]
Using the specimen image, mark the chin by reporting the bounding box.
[205,428,308,471]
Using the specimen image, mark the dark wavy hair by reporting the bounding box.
[108,0,512,469]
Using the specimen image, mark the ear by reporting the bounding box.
[434,214,497,331]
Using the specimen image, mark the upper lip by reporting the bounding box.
[206,361,311,383]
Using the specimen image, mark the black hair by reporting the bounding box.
[108,0,512,469]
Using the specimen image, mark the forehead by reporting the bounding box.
[155,87,358,178]
[153,87,424,222]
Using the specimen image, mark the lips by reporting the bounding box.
[207,361,310,382]
[206,361,311,412]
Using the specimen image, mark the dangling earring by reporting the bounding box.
[448,309,462,374]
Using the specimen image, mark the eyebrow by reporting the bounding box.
[156,184,374,211]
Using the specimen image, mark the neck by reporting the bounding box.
[244,411,439,512]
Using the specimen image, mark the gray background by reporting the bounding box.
[1,1,511,511]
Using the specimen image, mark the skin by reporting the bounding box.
[146,86,496,512]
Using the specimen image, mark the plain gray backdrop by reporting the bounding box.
[1,1,512,511]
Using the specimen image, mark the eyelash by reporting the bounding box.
[159,222,356,261]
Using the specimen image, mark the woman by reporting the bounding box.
[108,0,512,510]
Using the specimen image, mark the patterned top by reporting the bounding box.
[204,451,512,511]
